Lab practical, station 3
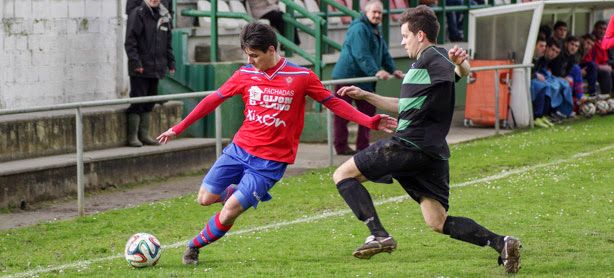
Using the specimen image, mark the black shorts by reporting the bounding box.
[354,138,450,210]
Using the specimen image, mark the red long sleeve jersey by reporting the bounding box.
[176,58,346,164]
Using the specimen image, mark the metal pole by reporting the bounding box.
[326,107,333,167]
[215,107,222,157]
[494,69,500,135]
[525,68,534,128]
[75,108,85,216]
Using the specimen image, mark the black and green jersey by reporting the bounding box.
[394,45,460,160]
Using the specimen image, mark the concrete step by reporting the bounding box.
[0,138,228,209]
[0,102,183,162]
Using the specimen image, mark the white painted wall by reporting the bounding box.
[0,0,129,109]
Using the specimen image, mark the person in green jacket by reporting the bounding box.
[331,0,404,155]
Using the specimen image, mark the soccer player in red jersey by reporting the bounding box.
[156,22,397,265]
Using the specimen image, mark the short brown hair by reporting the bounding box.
[399,5,439,43]
[240,22,278,52]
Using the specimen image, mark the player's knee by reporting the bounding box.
[332,167,350,184]
[197,195,215,206]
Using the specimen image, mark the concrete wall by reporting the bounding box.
[0,0,129,110]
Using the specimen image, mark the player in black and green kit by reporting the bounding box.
[332,5,521,274]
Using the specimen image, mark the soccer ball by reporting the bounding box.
[595,100,609,115]
[124,233,162,268]
[579,102,596,117]
[607,98,614,113]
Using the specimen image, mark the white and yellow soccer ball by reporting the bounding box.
[579,102,596,117]
[607,98,614,113]
[124,233,162,268]
[595,100,610,115]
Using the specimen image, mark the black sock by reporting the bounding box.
[336,178,389,237]
[443,216,505,252]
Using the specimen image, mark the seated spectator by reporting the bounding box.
[539,24,552,40]
[552,21,568,46]
[246,0,301,46]
[445,0,477,42]
[533,35,546,64]
[582,20,613,95]
[531,39,574,126]
[550,36,586,111]
[579,34,599,96]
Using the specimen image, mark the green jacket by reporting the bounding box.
[332,14,396,92]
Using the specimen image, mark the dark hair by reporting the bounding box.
[240,22,278,52]
[546,37,562,49]
[581,33,595,42]
[594,20,607,29]
[565,35,579,43]
[537,34,547,42]
[553,21,567,30]
[539,24,552,39]
[399,5,439,43]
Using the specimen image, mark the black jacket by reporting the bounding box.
[126,0,173,16]
[125,2,175,79]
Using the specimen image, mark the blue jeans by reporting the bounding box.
[580,61,598,95]
[445,0,477,41]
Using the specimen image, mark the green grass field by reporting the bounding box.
[1,116,613,277]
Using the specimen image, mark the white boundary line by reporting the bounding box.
[5,145,613,278]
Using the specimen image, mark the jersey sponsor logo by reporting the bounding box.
[285,76,293,84]
[246,109,287,127]
[251,76,262,81]
[248,86,294,111]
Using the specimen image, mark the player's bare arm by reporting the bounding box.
[337,85,399,113]
[448,45,470,77]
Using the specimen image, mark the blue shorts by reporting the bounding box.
[202,143,287,209]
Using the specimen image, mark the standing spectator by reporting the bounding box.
[552,21,568,46]
[330,5,522,274]
[125,0,175,147]
[445,0,476,42]
[582,20,613,95]
[127,0,173,16]
[246,0,300,46]
[331,0,403,155]
[156,22,397,266]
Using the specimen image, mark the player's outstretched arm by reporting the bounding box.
[448,45,470,77]
[336,86,399,113]
[157,92,225,144]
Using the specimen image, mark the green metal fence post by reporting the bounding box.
[320,0,330,54]
[211,0,218,62]
[285,5,295,57]
[383,0,390,45]
[438,0,446,44]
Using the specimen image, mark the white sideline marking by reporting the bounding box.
[5,145,612,278]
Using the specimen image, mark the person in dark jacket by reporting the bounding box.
[331,0,403,155]
[127,0,173,16]
[125,0,175,147]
